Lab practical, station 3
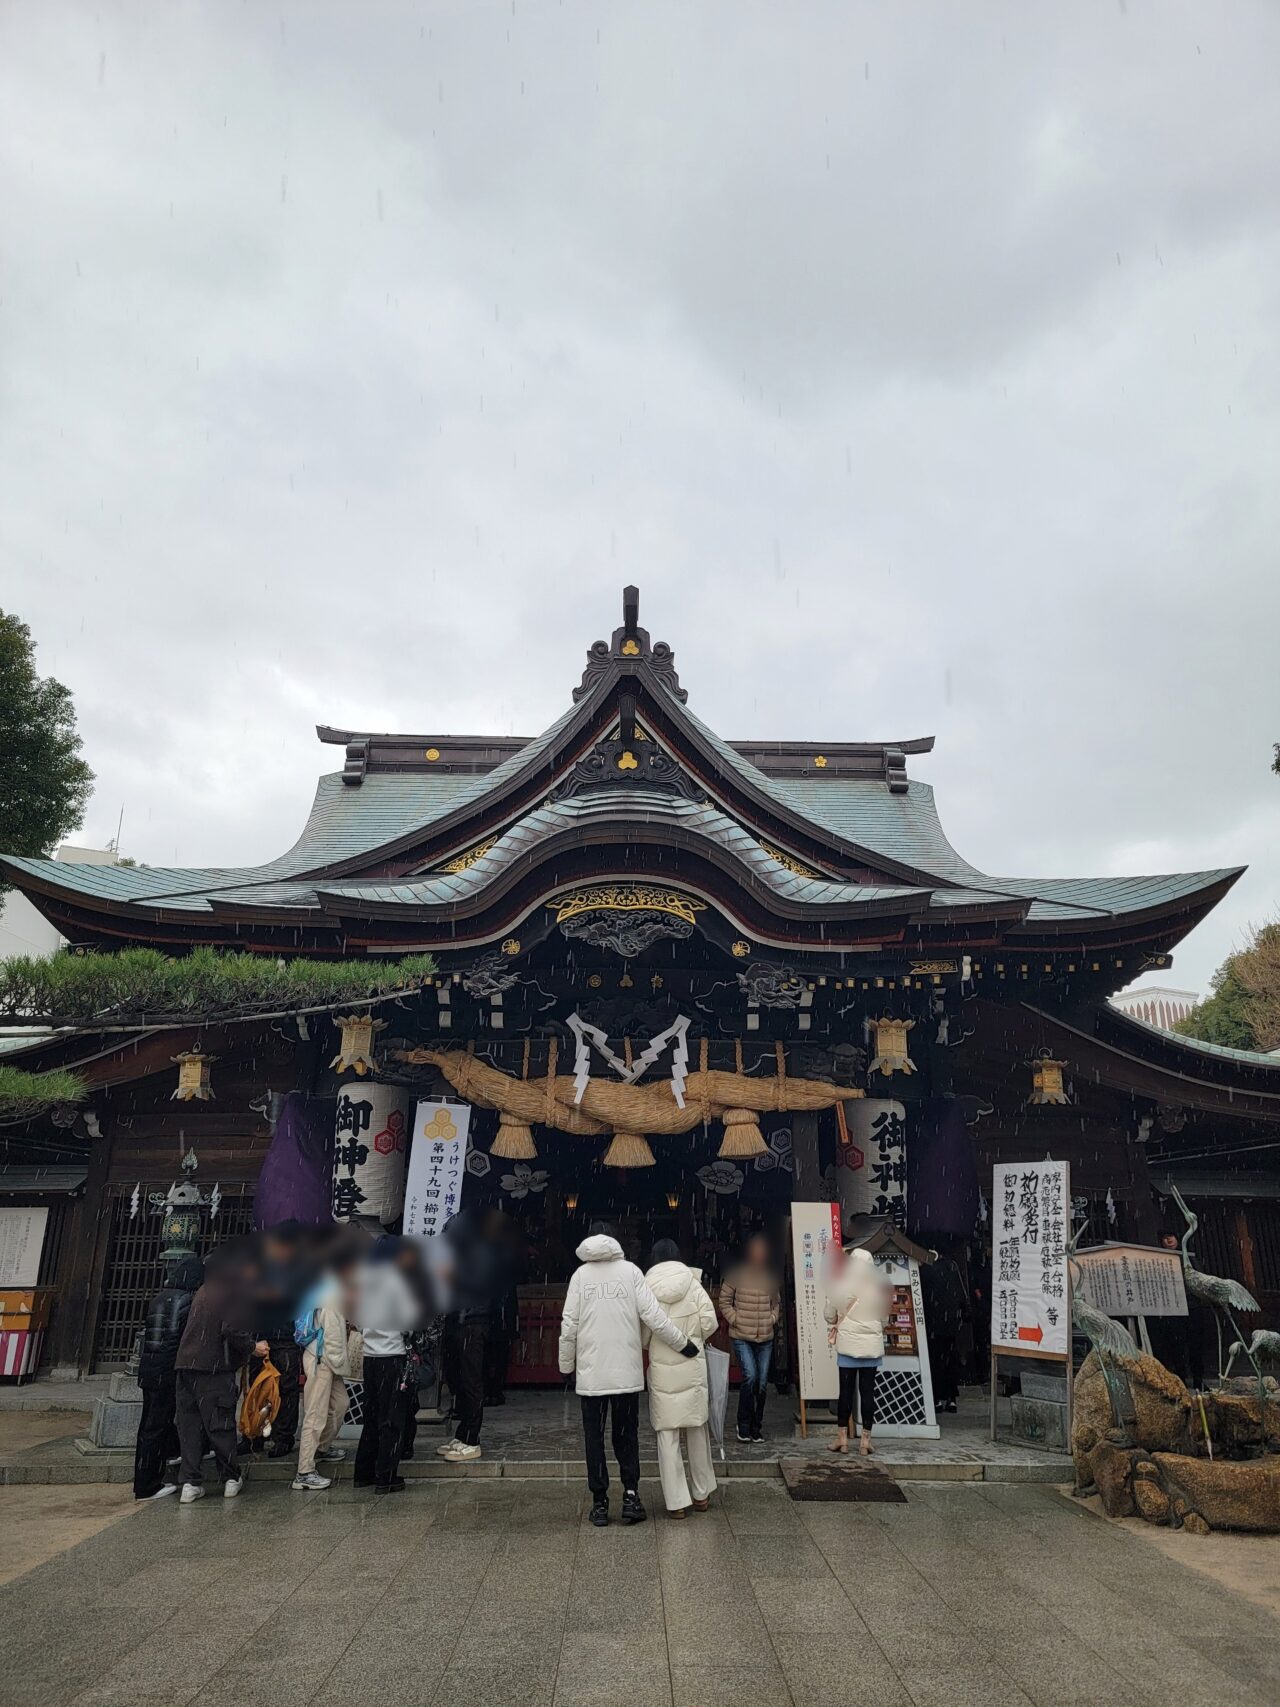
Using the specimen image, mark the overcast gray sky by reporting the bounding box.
[3,1,1278,994]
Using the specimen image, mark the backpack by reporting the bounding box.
[293,1283,326,1359]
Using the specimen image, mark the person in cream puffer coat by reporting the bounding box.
[643,1240,720,1515]
[560,1225,695,1526]
[823,1244,889,1456]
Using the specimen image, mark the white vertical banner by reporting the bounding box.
[790,1201,843,1403]
[836,1099,906,1228]
[404,1101,471,1240]
[991,1160,1070,1357]
[331,1083,411,1225]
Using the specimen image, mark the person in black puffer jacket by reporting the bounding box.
[133,1253,204,1499]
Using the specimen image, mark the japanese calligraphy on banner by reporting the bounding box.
[836,1099,906,1230]
[1072,1243,1188,1319]
[991,1160,1070,1357]
[790,1201,843,1402]
[404,1101,471,1240]
[331,1083,410,1225]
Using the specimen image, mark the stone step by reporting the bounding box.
[0,1445,1068,1487]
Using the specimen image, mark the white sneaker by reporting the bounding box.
[291,1471,332,1491]
[223,1475,244,1498]
[443,1441,481,1462]
[179,1483,205,1504]
[317,1447,347,1463]
[435,1437,460,1457]
[149,1483,178,1501]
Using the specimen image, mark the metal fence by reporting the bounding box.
[93,1185,257,1368]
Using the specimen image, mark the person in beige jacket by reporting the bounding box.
[293,1252,362,1491]
[719,1234,781,1442]
[643,1241,720,1517]
[823,1244,889,1457]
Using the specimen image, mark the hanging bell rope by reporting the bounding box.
[602,1131,656,1168]
[491,1112,538,1160]
[718,1107,767,1159]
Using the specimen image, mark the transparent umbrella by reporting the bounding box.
[705,1345,731,1460]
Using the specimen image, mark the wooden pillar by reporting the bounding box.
[789,1111,822,1200]
[1127,1130,1161,1246]
[47,1132,114,1379]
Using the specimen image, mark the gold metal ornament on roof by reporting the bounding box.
[171,1050,216,1102]
[620,638,641,656]
[330,1013,386,1076]
[759,842,819,879]
[552,887,707,929]
[1029,1056,1070,1106]
[616,750,639,770]
[868,1016,916,1077]
[813,755,828,769]
[441,838,496,874]
[425,747,441,761]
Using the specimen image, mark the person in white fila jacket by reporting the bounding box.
[559,1222,699,1528]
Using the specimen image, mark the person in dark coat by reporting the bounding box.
[248,1221,311,1458]
[438,1208,508,1459]
[174,1244,267,1502]
[921,1250,971,1413]
[133,1254,204,1500]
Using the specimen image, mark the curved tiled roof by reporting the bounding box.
[0,607,1242,948]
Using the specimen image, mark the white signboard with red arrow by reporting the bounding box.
[990,1160,1070,1358]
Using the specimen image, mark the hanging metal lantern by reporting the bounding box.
[171,1050,216,1102]
[160,1180,203,1260]
[868,1017,916,1076]
[329,1012,386,1076]
[1029,1055,1070,1105]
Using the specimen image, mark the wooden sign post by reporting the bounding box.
[989,1160,1072,1444]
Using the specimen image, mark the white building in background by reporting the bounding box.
[1110,985,1201,1031]
[0,845,119,962]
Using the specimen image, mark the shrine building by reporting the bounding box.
[3,589,1278,1381]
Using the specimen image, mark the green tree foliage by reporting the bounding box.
[0,1064,86,1120]
[0,611,94,889]
[0,946,435,1026]
[1175,923,1280,1052]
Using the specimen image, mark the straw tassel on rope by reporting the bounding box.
[491,1112,538,1160]
[718,1107,767,1159]
[601,1131,656,1168]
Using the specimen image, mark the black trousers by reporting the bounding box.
[454,1318,490,1446]
[930,1335,961,1408]
[133,1373,179,1497]
[176,1368,241,1486]
[836,1366,876,1432]
[483,1329,512,1402]
[355,1354,409,1486]
[264,1338,302,1446]
[580,1392,640,1498]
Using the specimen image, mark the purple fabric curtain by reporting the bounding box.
[253,1093,335,1230]
[905,1097,979,1241]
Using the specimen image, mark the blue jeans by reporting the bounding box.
[733,1338,773,1436]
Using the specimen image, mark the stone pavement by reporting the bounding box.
[0,1385,1067,1485]
[1,1475,1277,1707]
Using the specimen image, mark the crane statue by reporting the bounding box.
[1067,1223,1140,1431]
[1224,1329,1280,1378]
[1168,1184,1264,1398]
